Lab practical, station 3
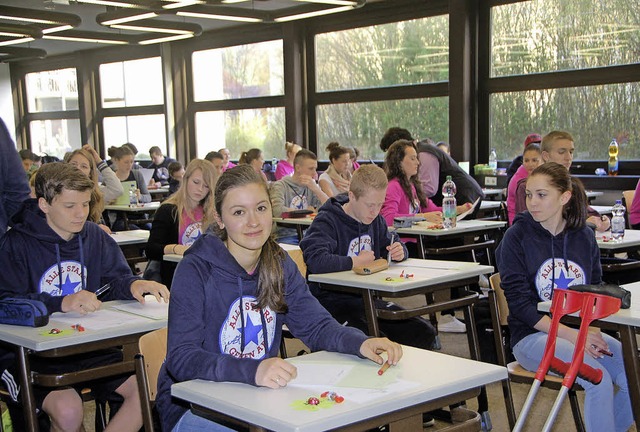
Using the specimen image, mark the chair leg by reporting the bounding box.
[501,379,517,429]
[568,389,585,432]
[94,399,107,432]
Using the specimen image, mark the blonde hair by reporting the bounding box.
[163,159,218,231]
[63,149,105,223]
[541,131,574,153]
[350,164,387,198]
[285,141,301,158]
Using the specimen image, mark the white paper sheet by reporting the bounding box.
[50,308,148,329]
[111,295,168,320]
[457,197,481,221]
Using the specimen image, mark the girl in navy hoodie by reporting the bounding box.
[156,165,402,432]
[496,162,632,431]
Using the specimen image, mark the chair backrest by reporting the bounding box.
[286,248,307,277]
[137,327,168,402]
[489,273,509,327]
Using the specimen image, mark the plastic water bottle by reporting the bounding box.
[488,148,498,173]
[129,184,139,208]
[442,175,457,229]
[608,138,619,176]
[271,157,278,172]
[611,199,625,242]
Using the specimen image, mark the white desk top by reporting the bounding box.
[538,282,640,327]
[587,191,604,198]
[110,229,150,245]
[308,258,493,293]
[104,202,161,212]
[394,219,506,236]
[591,205,613,215]
[171,346,506,432]
[480,200,502,211]
[0,300,166,352]
[273,216,314,226]
[149,187,170,194]
[596,229,640,250]
[482,188,503,197]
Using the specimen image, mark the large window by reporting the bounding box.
[192,40,284,102]
[489,0,640,162]
[316,16,449,92]
[192,40,285,159]
[317,98,449,160]
[99,57,165,159]
[313,15,449,160]
[24,68,80,159]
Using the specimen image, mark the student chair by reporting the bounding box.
[134,327,167,432]
[279,248,307,359]
[487,273,586,431]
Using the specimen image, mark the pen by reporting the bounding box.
[591,344,613,357]
[378,362,391,376]
[94,283,111,298]
[388,231,397,266]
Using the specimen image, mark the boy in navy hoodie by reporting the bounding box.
[0,162,169,432]
[300,164,437,351]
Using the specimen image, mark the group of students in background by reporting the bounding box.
[0,114,636,431]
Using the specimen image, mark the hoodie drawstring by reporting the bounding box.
[550,233,570,291]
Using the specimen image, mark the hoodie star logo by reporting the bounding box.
[243,314,262,347]
[55,274,81,296]
[554,268,575,289]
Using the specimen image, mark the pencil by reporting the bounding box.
[378,362,391,376]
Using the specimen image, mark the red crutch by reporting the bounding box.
[513,289,620,432]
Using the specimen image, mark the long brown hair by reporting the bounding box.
[384,140,427,208]
[528,162,587,230]
[63,149,105,223]
[214,165,287,313]
[163,159,218,231]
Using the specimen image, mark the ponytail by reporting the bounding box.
[564,176,588,230]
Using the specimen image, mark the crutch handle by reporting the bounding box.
[549,356,602,385]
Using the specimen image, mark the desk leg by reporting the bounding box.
[362,291,380,337]
[619,325,640,425]
[388,413,422,432]
[17,347,38,432]
[296,225,304,242]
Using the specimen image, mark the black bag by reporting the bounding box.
[569,284,631,309]
[0,298,49,327]
[473,297,514,365]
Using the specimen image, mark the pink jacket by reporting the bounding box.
[275,159,294,180]
[507,165,529,224]
[381,178,441,226]
[629,179,640,227]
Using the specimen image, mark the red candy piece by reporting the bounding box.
[321,391,329,398]
[307,397,320,405]
[49,328,61,334]
[334,396,344,403]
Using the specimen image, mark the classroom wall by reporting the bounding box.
[0,64,16,142]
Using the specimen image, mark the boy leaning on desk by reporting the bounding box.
[0,162,169,432]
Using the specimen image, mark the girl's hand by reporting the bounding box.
[359,337,403,366]
[82,144,102,163]
[456,202,473,215]
[256,357,298,388]
[421,211,443,223]
[585,328,608,359]
[61,290,101,314]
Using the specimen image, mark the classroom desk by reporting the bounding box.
[482,188,504,200]
[149,186,170,201]
[596,229,640,255]
[586,191,603,203]
[105,201,160,230]
[171,346,507,432]
[538,282,640,427]
[0,300,167,431]
[272,216,314,241]
[110,229,150,271]
[394,220,507,263]
[591,205,613,215]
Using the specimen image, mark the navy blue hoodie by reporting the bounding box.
[300,194,407,299]
[0,199,138,312]
[156,229,368,431]
[496,211,601,349]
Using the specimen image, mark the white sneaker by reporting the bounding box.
[438,315,467,333]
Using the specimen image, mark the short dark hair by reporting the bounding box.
[168,161,183,176]
[35,162,94,204]
[149,146,162,156]
[204,151,223,162]
[19,149,36,161]
[380,127,413,152]
[293,149,317,166]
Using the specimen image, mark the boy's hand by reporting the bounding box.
[359,337,403,366]
[256,357,298,388]
[61,290,101,314]
[386,241,405,261]
[456,202,473,215]
[352,250,375,268]
[130,280,170,304]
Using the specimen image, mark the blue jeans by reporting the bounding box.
[172,410,235,432]
[513,332,633,432]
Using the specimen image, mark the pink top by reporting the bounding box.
[275,159,294,180]
[629,179,640,227]
[352,161,361,171]
[223,161,236,172]
[179,207,204,246]
[381,178,441,226]
[507,165,529,224]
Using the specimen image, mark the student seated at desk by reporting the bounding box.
[0,162,169,432]
[148,146,177,188]
[109,144,151,231]
[156,165,401,432]
[318,142,351,197]
[300,164,437,351]
[497,162,632,432]
[167,161,184,196]
[270,149,329,244]
[146,159,217,287]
